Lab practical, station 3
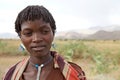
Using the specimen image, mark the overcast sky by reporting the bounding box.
[0,0,120,34]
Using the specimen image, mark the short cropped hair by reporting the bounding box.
[15,5,56,36]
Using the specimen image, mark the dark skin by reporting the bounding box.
[20,19,54,80]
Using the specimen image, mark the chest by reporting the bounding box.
[22,68,65,80]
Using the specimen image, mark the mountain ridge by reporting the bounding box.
[1,25,120,40]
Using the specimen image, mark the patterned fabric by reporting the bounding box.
[3,51,86,80]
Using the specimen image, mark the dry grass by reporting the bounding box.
[84,40,120,54]
[0,39,120,80]
[73,59,120,80]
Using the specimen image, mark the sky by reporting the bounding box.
[0,0,120,34]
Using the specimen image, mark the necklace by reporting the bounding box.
[29,56,53,69]
[29,57,53,80]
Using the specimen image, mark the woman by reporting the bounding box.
[3,5,86,80]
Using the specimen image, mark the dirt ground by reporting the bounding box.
[0,56,120,80]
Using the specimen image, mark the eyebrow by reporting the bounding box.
[39,23,51,29]
[39,23,50,27]
[21,28,32,31]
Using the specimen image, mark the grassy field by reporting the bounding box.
[0,39,120,80]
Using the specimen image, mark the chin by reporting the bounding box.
[30,50,50,58]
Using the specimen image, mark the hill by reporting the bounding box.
[0,33,18,39]
[85,30,120,40]
[1,25,120,40]
[55,25,120,40]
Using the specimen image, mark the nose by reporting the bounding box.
[32,33,43,43]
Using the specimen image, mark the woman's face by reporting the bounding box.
[20,19,54,58]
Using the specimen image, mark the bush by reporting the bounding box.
[52,40,87,60]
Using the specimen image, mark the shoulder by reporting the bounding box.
[3,57,29,80]
[3,63,18,80]
[68,62,83,72]
[68,62,86,80]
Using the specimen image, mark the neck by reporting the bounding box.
[29,53,53,67]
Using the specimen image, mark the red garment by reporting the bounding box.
[3,51,86,80]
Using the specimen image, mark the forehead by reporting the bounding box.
[21,19,51,30]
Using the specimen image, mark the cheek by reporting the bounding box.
[45,34,54,45]
[20,37,31,49]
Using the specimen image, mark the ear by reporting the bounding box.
[18,32,21,38]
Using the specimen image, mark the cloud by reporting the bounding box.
[0,0,120,33]
[55,14,92,31]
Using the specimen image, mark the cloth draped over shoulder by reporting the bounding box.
[3,51,86,80]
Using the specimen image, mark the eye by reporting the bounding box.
[42,29,50,34]
[22,31,32,37]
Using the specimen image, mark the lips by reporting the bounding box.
[31,45,46,52]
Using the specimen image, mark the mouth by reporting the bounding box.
[31,45,46,52]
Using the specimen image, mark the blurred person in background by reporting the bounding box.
[3,5,86,80]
